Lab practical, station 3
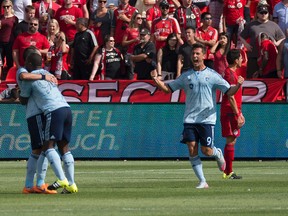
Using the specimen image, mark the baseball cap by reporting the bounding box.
[140,28,151,35]
[159,0,169,7]
[257,5,269,13]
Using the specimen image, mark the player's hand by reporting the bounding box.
[237,76,244,85]
[45,74,58,84]
[237,113,245,129]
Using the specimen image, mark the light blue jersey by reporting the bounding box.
[168,67,230,124]
[17,67,42,119]
[20,69,70,115]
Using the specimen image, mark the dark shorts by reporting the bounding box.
[181,123,215,148]
[27,114,45,150]
[44,107,72,142]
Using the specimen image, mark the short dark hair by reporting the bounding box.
[226,49,241,65]
[23,46,39,61]
[192,43,207,54]
[185,26,195,33]
[201,12,212,20]
[76,18,89,28]
[26,52,42,69]
[25,5,35,13]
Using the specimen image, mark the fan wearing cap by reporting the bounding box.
[151,0,183,51]
[239,4,285,78]
[130,28,157,80]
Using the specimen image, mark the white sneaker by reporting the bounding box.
[216,148,226,172]
[196,181,209,189]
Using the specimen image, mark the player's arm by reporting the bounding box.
[228,95,245,128]
[225,76,244,96]
[20,73,58,84]
[150,70,171,93]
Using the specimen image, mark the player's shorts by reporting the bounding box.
[181,123,215,148]
[44,107,72,142]
[27,114,45,150]
[220,113,240,137]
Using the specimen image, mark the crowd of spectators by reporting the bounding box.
[0,0,287,82]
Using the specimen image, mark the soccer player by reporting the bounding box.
[150,43,244,189]
[19,53,78,194]
[18,46,58,194]
[221,49,245,179]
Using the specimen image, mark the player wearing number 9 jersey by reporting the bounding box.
[151,43,244,188]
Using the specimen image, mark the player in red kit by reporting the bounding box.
[220,49,245,180]
[151,0,182,50]
[111,0,137,50]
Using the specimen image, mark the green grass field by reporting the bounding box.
[0,160,288,216]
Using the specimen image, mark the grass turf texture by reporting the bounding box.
[0,160,287,216]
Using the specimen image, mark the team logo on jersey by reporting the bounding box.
[189,84,193,89]
[233,129,238,136]
[205,76,209,81]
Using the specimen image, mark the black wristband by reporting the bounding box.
[41,74,45,80]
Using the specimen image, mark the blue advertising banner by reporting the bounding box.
[0,103,287,159]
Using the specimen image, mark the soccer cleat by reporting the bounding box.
[47,178,69,190]
[61,183,78,194]
[196,181,209,189]
[227,172,242,179]
[216,148,226,172]
[33,183,57,194]
[22,187,35,194]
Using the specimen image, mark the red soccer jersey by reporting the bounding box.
[49,45,69,72]
[55,6,83,42]
[113,4,137,44]
[223,0,245,26]
[146,5,161,22]
[124,27,140,54]
[12,32,50,67]
[221,67,242,114]
[151,17,181,50]
[195,26,218,60]
[257,39,277,76]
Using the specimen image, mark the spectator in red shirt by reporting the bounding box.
[12,17,50,68]
[54,0,83,44]
[210,32,230,76]
[57,0,89,18]
[221,48,245,180]
[111,0,137,51]
[146,0,161,30]
[222,0,246,47]
[0,0,18,79]
[151,0,183,50]
[195,12,218,69]
[254,32,279,78]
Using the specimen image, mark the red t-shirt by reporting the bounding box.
[223,0,245,26]
[151,17,181,50]
[195,26,218,60]
[123,27,140,54]
[221,67,242,114]
[146,5,161,22]
[113,4,137,44]
[258,39,277,75]
[55,6,83,42]
[12,32,50,66]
